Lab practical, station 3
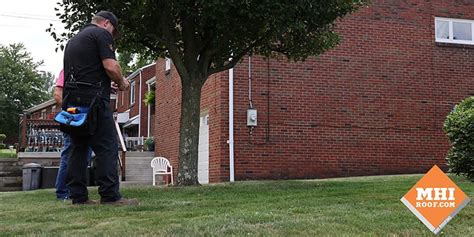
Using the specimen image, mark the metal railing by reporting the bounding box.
[125,137,145,151]
[24,120,63,152]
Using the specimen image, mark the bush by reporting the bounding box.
[444,96,474,181]
[0,144,5,149]
[144,137,155,151]
[143,89,155,106]
[0,134,6,144]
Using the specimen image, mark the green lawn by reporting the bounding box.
[0,149,16,158]
[0,175,472,236]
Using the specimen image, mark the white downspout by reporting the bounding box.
[228,68,235,182]
[138,70,142,138]
[147,83,151,137]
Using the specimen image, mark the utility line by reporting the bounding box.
[0,14,59,21]
[0,24,35,28]
[3,12,56,18]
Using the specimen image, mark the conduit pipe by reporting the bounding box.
[228,68,235,182]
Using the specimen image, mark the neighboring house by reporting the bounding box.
[18,63,158,153]
[154,0,474,184]
[115,63,156,150]
[19,99,62,152]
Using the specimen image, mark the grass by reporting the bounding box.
[0,149,16,158]
[0,175,472,236]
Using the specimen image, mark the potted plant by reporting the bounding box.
[144,137,155,151]
[143,89,155,106]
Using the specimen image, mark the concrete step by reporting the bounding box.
[126,162,152,167]
[124,152,154,158]
[125,156,154,160]
[0,165,22,171]
[120,180,151,187]
[122,154,156,183]
[125,162,152,168]
[125,170,153,177]
[0,160,23,168]
[125,162,153,168]
[125,176,153,182]
[0,176,22,190]
[0,170,22,177]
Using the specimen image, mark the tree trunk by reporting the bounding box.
[177,79,203,185]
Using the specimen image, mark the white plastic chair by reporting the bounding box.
[150,157,173,185]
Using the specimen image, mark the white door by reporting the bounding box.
[198,114,209,184]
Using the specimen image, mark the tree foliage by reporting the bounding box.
[0,43,53,141]
[117,49,155,75]
[444,97,474,181]
[50,0,367,185]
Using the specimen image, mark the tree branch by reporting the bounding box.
[207,33,271,76]
[181,6,200,75]
[160,1,190,81]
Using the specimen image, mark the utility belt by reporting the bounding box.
[54,80,103,136]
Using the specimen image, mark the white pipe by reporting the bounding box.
[248,56,253,108]
[229,68,235,182]
[147,83,151,137]
[138,70,142,137]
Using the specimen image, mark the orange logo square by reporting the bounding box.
[400,165,471,234]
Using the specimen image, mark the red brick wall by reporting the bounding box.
[154,0,474,182]
[200,71,227,182]
[155,59,181,177]
[115,64,156,137]
[154,59,227,182]
[229,0,474,180]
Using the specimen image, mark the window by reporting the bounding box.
[165,57,171,72]
[40,109,46,119]
[435,17,474,45]
[130,81,136,105]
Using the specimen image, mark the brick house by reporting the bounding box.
[153,0,474,183]
[19,62,158,153]
[19,99,62,152]
[115,63,156,150]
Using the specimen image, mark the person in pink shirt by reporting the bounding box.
[53,69,92,200]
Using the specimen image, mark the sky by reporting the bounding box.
[0,0,65,78]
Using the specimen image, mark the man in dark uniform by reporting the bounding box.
[63,11,138,205]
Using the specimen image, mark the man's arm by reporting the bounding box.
[102,58,129,91]
[53,86,63,106]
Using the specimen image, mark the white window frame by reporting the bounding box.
[40,109,46,119]
[130,81,136,105]
[435,17,474,45]
[165,57,171,72]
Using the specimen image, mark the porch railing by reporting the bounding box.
[124,137,149,151]
[22,118,63,152]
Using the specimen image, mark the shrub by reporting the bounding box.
[143,89,155,106]
[144,137,155,151]
[0,134,6,144]
[444,96,474,181]
[0,144,5,149]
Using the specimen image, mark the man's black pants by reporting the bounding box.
[66,100,122,204]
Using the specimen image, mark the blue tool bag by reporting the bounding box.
[54,70,102,136]
[55,106,90,127]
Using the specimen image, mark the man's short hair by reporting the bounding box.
[94,11,120,38]
[91,15,107,24]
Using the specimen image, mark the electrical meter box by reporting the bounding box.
[247,109,257,126]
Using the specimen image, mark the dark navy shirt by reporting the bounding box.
[64,24,115,100]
